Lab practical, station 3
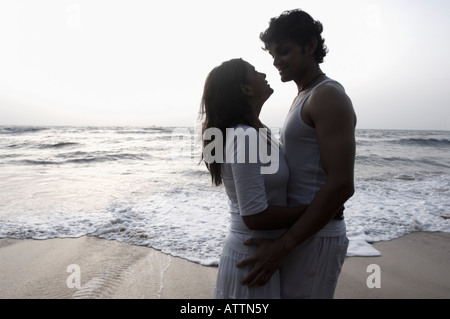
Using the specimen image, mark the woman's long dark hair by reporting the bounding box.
[199,58,263,186]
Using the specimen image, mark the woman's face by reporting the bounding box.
[243,63,274,110]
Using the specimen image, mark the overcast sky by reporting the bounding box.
[0,0,449,130]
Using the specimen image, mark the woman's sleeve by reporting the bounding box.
[227,127,268,216]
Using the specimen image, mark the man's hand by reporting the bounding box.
[236,237,290,287]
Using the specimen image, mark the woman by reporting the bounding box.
[199,58,307,299]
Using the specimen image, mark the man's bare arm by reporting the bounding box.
[241,205,307,231]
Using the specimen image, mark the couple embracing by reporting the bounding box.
[199,9,357,299]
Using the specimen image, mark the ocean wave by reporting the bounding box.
[181,168,210,178]
[1,177,449,264]
[38,142,80,149]
[356,153,449,172]
[5,142,32,149]
[65,153,151,164]
[0,126,47,135]
[393,137,450,147]
[114,127,175,135]
[16,159,59,165]
[11,152,152,166]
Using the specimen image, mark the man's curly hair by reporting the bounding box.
[260,9,328,64]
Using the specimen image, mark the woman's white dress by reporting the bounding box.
[213,125,289,299]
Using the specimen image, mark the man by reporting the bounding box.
[237,9,357,299]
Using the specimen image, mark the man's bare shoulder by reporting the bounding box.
[304,80,356,126]
[310,80,350,104]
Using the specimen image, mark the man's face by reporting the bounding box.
[268,39,307,83]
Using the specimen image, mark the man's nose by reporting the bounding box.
[273,56,281,69]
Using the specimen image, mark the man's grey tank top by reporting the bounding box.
[280,79,346,237]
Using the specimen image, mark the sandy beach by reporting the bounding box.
[0,232,449,299]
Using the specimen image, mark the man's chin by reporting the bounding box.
[279,73,293,82]
[280,76,293,83]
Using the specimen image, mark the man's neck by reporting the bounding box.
[294,65,323,93]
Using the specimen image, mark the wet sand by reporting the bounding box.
[0,232,449,299]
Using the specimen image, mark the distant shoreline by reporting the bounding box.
[1,124,449,133]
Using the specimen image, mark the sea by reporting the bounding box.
[0,126,449,265]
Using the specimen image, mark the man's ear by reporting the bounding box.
[306,38,318,56]
[240,84,253,97]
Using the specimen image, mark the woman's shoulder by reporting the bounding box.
[227,124,260,139]
[233,124,257,131]
[230,124,273,134]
